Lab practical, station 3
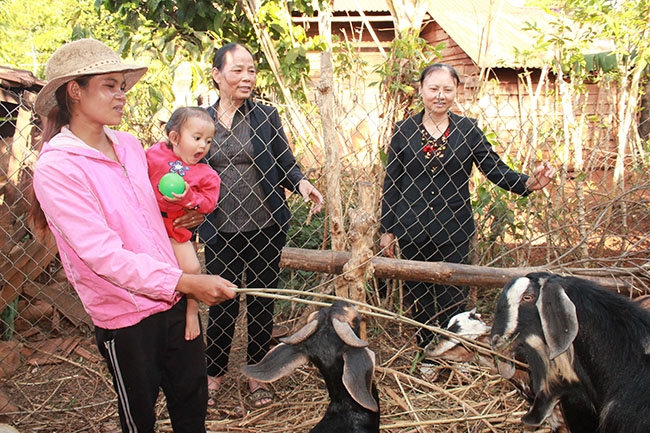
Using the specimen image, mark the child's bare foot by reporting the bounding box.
[185,314,200,340]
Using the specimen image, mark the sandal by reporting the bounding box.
[207,388,219,407]
[207,375,222,407]
[247,383,275,409]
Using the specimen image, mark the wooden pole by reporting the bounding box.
[339,182,375,339]
[279,247,631,293]
[338,182,375,301]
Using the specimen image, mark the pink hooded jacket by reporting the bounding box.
[33,127,183,329]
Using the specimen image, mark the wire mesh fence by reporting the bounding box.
[1,61,650,432]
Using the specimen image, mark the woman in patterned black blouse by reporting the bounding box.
[379,63,555,354]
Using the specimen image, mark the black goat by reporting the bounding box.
[241,300,380,433]
[427,309,568,433]
[490,272,650,433]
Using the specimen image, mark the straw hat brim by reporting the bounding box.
[35,64,147,117]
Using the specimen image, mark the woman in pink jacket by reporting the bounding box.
[31,38,236,432]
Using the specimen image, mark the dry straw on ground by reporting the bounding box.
[1,293,552,433]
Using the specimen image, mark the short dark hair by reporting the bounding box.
[419,63,460,86]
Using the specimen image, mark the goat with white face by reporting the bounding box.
[241,300,379,433]
[426,309,507,373]
[427,309,568,433]
[490,272,650,433]
[428,308,527,379]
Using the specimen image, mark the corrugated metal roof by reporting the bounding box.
[330,0,614,68]
[429,0,555,68]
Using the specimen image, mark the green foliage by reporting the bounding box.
[471,130,531,265]
[286,194,326,250]
[251,1,316,104]
[333,38,369,84]
[99,0,319,105]
[526,0,650,82]
[371,33,444,118]
[0,0,172,143]
[121,63,171,146]
[473,180,529,239]
[0,0,115,73]
[278,195,327,294]
[0,299,18,341]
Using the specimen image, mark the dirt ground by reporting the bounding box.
[3,170,650,432]
[0,300,553,433]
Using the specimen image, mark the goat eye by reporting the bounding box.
[521,294,534,303]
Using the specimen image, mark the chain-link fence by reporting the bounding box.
[1,62,650,432]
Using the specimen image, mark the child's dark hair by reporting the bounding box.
[164,107,214,148]
[419,63,461,86]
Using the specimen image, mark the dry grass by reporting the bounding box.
[1,308,551,433]
[196,311,547,433]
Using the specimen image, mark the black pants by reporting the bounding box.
[399,239,470,349]
[95,297,207,433]
[203,225,285,377]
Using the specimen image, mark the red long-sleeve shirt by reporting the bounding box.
[146,141,221,242]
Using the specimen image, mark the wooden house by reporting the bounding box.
[293,0,618,165]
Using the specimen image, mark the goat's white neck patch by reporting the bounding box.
[504,277,530,338]
[525,334,579,388]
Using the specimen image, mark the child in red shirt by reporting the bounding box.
[147,107,221,340]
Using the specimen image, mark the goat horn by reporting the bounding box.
[332,317,368,348]
[280,319,319,345]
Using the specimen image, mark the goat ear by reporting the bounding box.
[333,317,369,348]
[342,347,378,412]
[241,343,309,382]
[280,319,319,345]
[537,278,579,359]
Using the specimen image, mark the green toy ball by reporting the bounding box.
[159,173,185,198]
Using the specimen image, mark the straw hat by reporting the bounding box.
[34,38,148,117]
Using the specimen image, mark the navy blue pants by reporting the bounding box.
[95,297,207,433]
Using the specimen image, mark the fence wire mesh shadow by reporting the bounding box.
[1,68,650,432]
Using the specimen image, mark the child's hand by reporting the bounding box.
[162,181,189,202]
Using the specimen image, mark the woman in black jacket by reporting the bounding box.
[380,63,554,353]
[199,43,323,408]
